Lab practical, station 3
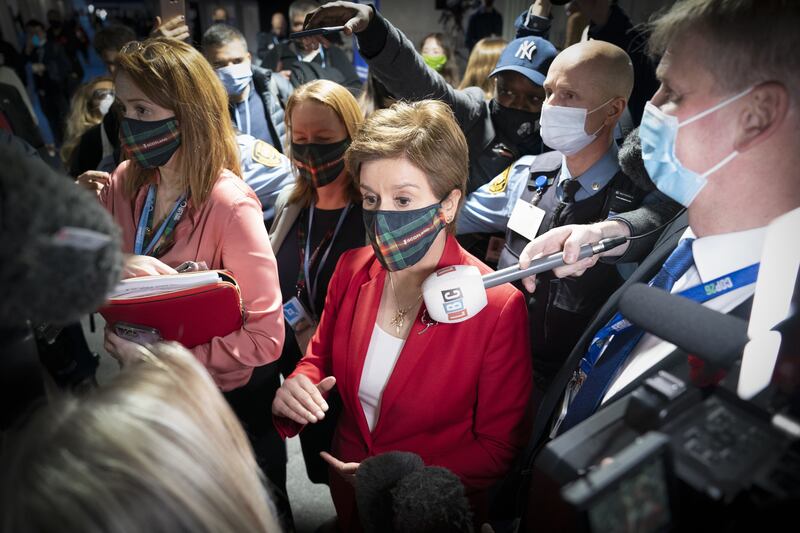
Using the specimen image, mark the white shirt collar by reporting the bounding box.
[681,225,767,283]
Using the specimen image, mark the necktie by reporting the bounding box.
[549,178,580,231]
[557,238,696,434]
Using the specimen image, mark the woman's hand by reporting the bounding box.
[122,255,178,278]
[76,170,111,194]
[320,451,359,486]
[104,327,147,366]
[272,374,336,425]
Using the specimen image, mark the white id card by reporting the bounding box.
[507,199,546,241]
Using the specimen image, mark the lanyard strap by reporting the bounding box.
[234,101,251,136]
[579,262,760,376]
[297,203,351,317]
[134,184,188,257]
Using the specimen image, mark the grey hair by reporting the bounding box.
[202,22,247,51]
[0,343,281,533]
[288,0,320,21]
[648,0,800,102]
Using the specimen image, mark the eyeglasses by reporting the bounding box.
[92,89,115,100]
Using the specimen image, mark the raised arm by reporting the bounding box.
[303,2,485,128]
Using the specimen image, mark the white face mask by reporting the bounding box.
[539,98,613,155]
[97,94,114,116]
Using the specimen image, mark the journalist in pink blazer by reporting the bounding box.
[79,38,284,390]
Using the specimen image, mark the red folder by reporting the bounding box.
[99,271,244,348]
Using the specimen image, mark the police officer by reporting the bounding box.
[236,132,294,228]
[202,24,291,153]
[301,1,557,194]
[460,40,681,393]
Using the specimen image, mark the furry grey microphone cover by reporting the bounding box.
[355,451,473,533]
[618,127,656,192]
[356,451,425,532]
[391,466,473,533]
[0,143,122,326]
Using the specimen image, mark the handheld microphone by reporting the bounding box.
[422,237,627,323]
[618,283,749,368]
[0,143,123,328]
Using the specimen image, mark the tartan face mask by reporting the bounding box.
[120,116,181,169]
[291,139,349,188]
[363,202,447,272]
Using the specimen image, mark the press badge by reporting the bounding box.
[507,199,546,242]
[283,297,314,333]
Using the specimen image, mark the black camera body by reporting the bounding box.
[525,352,799,532]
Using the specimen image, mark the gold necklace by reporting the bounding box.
[388,272,422,335]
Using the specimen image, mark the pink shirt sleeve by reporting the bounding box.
[190,193,285,391]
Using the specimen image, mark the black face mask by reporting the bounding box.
[291,139,350,188]
[489,99,540,146]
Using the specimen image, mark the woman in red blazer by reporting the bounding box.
[273,100,532,529]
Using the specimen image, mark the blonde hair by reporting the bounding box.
[115,38,241,205]
[0,343,281,533]
[457,37,506,99]
[60,75,113,164]
[345,100,468,235]
[285,80,364,207]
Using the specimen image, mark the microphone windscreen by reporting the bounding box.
[0,143,122,327]
[618,127,655,192]
[619,283,749,367]
[391,466,473,533]
[356,451,425,533]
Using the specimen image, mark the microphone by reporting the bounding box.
[355,451,471,533]
[618,127,656,192]
[618,283,749,368]
[0,143,123,328]
[422,237,627,323]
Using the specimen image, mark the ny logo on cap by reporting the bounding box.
[514,40,537,61]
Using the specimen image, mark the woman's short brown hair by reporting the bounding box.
[345,100,468,235]
[115,37,241,205]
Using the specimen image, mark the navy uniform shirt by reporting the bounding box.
[230,82,277,148]
[236,132,294,223]
[457,143,620,236]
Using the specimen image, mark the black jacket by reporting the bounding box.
[0,82,43,150]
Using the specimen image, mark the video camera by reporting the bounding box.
[521,209,800,532]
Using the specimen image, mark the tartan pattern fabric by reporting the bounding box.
[363,203,446,272]
[291,140,349,187]
[120,117,181,169]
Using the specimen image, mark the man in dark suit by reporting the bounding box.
[517,0,800,459]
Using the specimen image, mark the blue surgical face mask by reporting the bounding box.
[216,62,253,96]
[640,86,752,207]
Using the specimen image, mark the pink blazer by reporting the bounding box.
[101,161,284,390]
[275,235,533,528]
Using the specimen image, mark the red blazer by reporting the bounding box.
[274,235,532,527]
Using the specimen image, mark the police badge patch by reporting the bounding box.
[252,140,282,167]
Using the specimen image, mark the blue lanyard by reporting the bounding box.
[303,202,351,317]
[579,263,760,377]
[134,185,188,256]
[234,99,251,136]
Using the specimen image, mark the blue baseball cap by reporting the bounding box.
[489,36,558,87]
